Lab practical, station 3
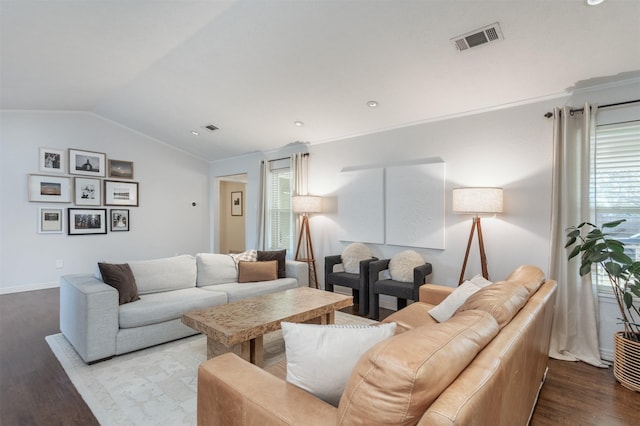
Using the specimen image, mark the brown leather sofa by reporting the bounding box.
[197,265,557,426]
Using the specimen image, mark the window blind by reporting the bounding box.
[267,160,292,251]
[591,120,640,287]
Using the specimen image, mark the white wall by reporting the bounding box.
[209,78,639,359]
[0,111,211,293]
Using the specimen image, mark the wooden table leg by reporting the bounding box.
[320,310,335,325]
[239,336,264,367]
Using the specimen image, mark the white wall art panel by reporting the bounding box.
[338,168,384,244]
[385,162,445,249]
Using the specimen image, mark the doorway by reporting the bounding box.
[218,174,248,254]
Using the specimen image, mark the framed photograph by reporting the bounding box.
[39,147,65,174]
[108,159,134,179]
[69,148,106,177]
[28,174,72,203]
[110,209,130,231]
[74,177,101,206]
[231,191,243,216]
[68,208,107,235]
[104,180,139,206]
[38,207,64,233]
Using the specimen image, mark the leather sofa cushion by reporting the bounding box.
[456,281,530,328]
[505,264,546,294]
[337,310,499,425]
[382,302,437,334]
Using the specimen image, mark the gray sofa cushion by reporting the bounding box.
[200,278,298,302]
[127,255,197,295]
[119,287,227,329]
[196,253,239,286]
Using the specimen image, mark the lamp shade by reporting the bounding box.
[292,195,322,214]
[452,187,503,214]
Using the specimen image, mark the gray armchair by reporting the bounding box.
[368,259,433,320]
[324,254,378,316]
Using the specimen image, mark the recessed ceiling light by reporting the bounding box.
[367,100,379,108]
[191,130,199,136]
[586,0,605,5]
[294,121,304,127]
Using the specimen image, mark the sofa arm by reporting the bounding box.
[198,353,337,426]
[59,274,119,363]
[419,284,454,305]
[285,260,309,287]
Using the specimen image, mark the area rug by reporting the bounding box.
[46,311,375,426]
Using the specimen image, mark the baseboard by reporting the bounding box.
[0,281,59,295]
[600,348,614,363]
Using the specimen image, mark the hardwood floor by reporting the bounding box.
[1,290,637,426]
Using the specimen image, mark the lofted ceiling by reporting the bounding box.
[1,0,640,162]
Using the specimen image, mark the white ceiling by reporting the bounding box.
[2,0,640,161]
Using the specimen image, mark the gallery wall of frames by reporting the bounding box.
[30,147,138,235]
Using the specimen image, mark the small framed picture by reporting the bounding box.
[69,148,106,177]
[68,208,107,235]
[104,180,139,206]
[231,191,243,216]
[28,174,72,203]
[108,159,134,179]
[39,148,65,174]
[110,209,129,231]
[74,177,101,206]
[38,207,64,233]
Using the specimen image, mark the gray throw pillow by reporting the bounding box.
[98,262,141,305]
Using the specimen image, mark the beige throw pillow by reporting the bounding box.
[341,243,373,274]
[389,250,424,282]
[237,260,278,283]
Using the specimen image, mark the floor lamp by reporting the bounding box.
[453,187,503,285]
[292,195,322,289]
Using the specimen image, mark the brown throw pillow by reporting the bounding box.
[257,249,287,278]
[238,260,278,283]
[98,262,140,305]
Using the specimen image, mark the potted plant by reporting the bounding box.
[565,219,640,391]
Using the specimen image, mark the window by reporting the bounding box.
[591,119,640,288]
[266,158,293,252]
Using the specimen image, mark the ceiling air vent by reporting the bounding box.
[203,124,219,132]
[451,22,504,52]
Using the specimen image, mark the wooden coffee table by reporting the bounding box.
[181,287,352,367]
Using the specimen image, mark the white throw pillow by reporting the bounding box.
[282,321,397,406]
[428,281,481,323]
[389,250,424,282]
[229,250,258,263]
[341,243,373,274]
[470,274,493,288]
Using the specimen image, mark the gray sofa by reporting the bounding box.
[60,253,308,363]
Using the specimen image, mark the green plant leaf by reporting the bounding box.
[565,237,577,248]
[623,292,633,309]
[579,263,592,276]
[568,245,581,260]
[567,229,581,238]
[605,262,622,276]
[602,219,626,228]
[610,251,633,264]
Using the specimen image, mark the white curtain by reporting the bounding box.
[291,152,309,252]
[548,103,606,367]
[256,160,268,250]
